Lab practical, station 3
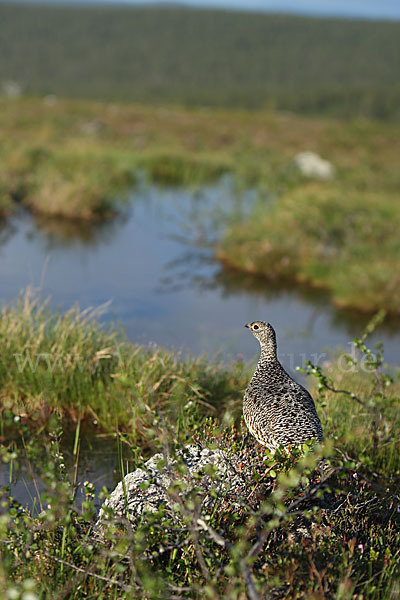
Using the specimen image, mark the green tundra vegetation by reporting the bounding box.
[0,95,399,313]
[218,182,400,314]
[0,294,399,598]
[1,4,400,119]
[0,5,399,597]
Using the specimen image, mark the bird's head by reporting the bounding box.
[245,321,277,350]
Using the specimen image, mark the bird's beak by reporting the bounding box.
[244,323,250,328]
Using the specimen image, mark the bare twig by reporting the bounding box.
[197,518,231,549]
[197,518,260,600]
[245,460,278,503]
[322,381,374,414]
[159,430,219,596]
[40,551,135,592]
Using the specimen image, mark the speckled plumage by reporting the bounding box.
[243,321,323,451]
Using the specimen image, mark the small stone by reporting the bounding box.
[294,151,335,180]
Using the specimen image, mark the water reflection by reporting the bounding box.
[0,177,398,369]
[32,211,129,248]
[0,429,134,514]
[0,218,17,248]
[1,177,399,510]
[159,230,400,343]
[212,268,400,338]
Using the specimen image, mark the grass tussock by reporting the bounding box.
[7,145,136,220]
[0,290,247,438]
[0,97,399,310]
[23,148,135,220]
[218,182,400,313]
[0,297,399,598]
[138,151,231,186]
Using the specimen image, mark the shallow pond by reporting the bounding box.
[0,431,127,513]
[1,176,399,508]
[1,176,399,367]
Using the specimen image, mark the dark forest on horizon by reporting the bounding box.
[1,2,400,119]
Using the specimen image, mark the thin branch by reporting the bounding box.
[40,551,135,592]
[322,382,373,413]
[197,518,260,600]
[197,518,232,549]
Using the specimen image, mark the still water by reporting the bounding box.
[1,176,399,367]
[1,176,399,508]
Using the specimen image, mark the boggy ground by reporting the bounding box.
[0,294,399,598]
[1,96,399,313]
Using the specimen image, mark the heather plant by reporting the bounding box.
[0,301,398,598]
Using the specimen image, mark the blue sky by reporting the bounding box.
[188,0,400,19]
[43,0,400,20]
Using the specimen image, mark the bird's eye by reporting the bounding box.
[253,324,259,330]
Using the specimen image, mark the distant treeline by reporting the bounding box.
[1,3,400,118]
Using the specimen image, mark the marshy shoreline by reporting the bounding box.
[1,6,400,595]
[1,97,399,315]
[0,96,399,597]
[0,293,399,598]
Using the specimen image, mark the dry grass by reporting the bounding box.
[1,96,399,310]
[1,96,399,218]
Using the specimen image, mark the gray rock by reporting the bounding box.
[97,444,260,529]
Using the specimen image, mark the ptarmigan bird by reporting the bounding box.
[243,321,323,452]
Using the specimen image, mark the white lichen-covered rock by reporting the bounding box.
[96,444,260,529]
[294,151,335,180]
